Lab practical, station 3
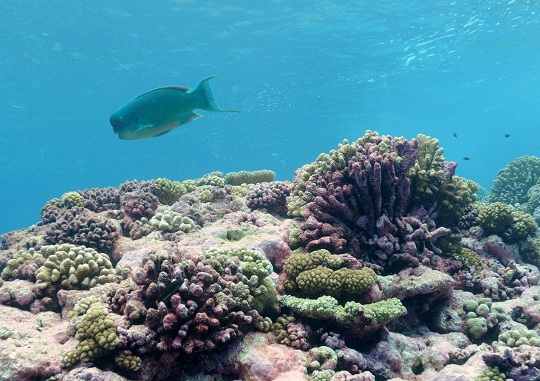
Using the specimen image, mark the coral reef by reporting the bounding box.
[2,130,540,381]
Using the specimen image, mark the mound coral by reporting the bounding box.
[44,208,119,254]
[477,202,514,235]
[154,177,187,205]
[224,169,276,185]
[78,187,121,212]
[283,249,376,298]
[490,155,540,205]
[246,181,292,215]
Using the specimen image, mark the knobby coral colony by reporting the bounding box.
[1,131,540,381]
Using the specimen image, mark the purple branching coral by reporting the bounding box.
[117,250,273,357]
[44,207,120,254]
[246,181,292,215]
[290,131,453,269]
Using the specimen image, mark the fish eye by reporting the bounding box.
[119,117,124,122]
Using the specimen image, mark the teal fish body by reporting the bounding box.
[110,75,239,140]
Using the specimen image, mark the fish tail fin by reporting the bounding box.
[193,75,240,113]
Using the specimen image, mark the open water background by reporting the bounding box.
[1,1,539,234]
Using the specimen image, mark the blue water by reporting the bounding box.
[1,1,539,235]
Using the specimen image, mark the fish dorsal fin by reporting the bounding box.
[133,86,191,100]
[153,86,191,92]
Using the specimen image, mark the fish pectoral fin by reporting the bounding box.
[180,112,203,125]
[136,124,154,132]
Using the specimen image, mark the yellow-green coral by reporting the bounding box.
[490,155,540,205]
[205,247,278,314]
[35,244,116,290]
[477,202,514,234]
[437,176,478,225]
[61,191,85,208]
[281,295,406,325]
[1,247,44,280]
[283,249,345,281]
[476,366,505,381]
[197,172,226,187]
[511,210,538,240]
[224,170,276,185]
[493,329,540,347]
[408,134,446,206]
[136,207,196,233]
[61,297,119,367]
[154,177,187,205]
[453,248,483,271]
[295,266,377,297]
[520,237,540,267]
[115,353,142,371]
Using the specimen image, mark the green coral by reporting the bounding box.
[280,295,406,325]
[493,328,540,347]
[154,177,187,205]
[224,170,276,185]
[520,237,540,267]
[1,247,45,280]
[477,202,514,234]
[408,134,446,207]
[137,207,196,233]
[295,266,377,297]
[466,317,488,339]
[490,155,540,205]
[476,366,505,381]
[61,297,119,367]
[437,176,478,225]
[463,298,495,340]
[283,249,344,281]
[35,244,116,290]
[115,353,142,371]
[197,172,226,187]
[205,247,277,314]
[453,248,483,271]
[61,191,85,208]
[510,210,538,240]
[283,249,375,297]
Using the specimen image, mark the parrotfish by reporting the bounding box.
[110,75,239,140]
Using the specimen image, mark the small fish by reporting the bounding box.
[110,75,240,140]
[156,279,184,304]
[504,134,510,138]
[452,132,458,137]
[463,157,470,160]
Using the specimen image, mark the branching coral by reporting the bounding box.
[61,296,120,367]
